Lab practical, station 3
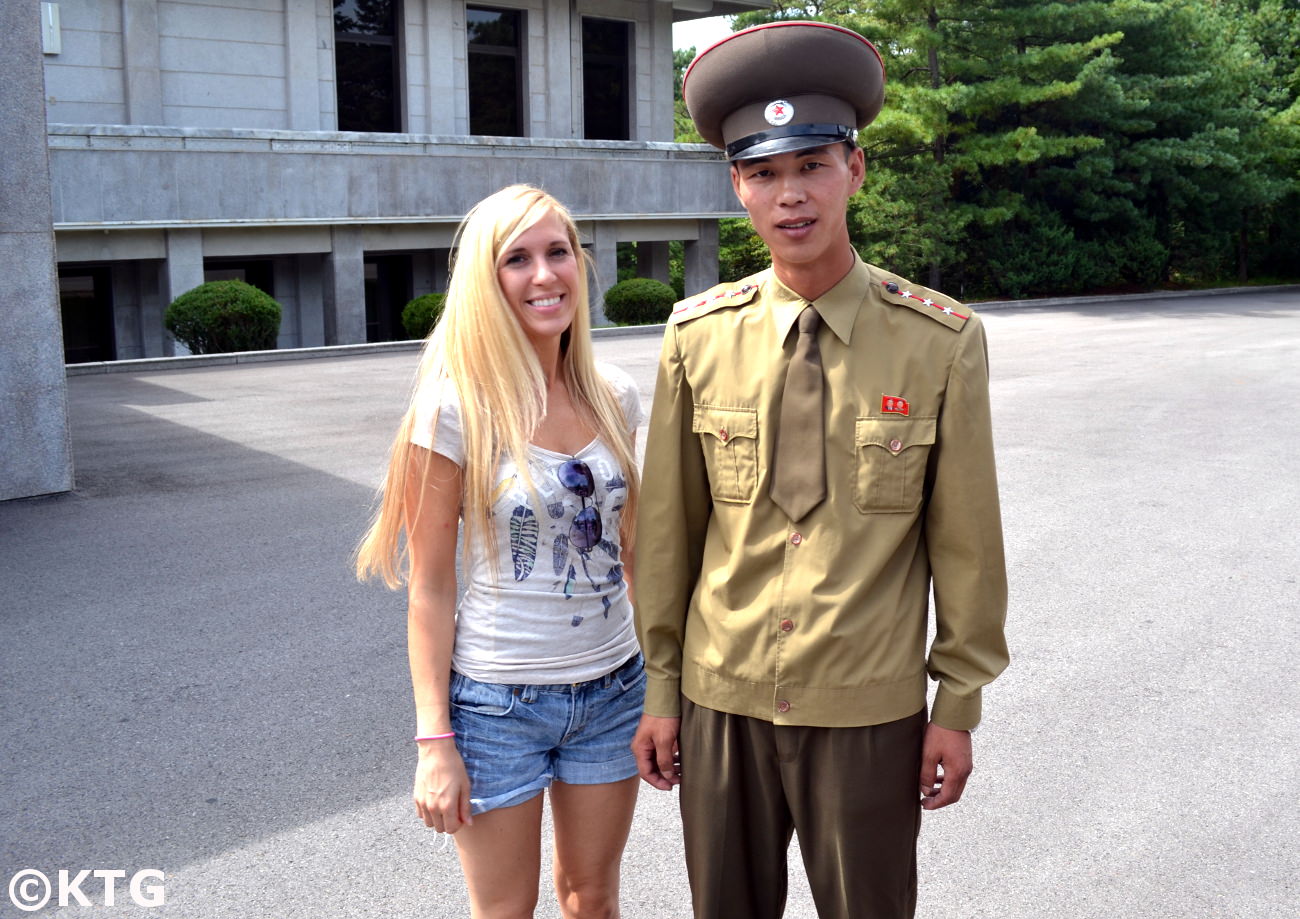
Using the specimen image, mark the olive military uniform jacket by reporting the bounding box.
[634,254,1009,731]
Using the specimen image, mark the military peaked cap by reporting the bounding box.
[683,21,886,161]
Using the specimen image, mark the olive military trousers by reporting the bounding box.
[679,699,926,919]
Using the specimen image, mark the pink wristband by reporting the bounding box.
[414,732,456,742]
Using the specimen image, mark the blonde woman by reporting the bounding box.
[357,185,644,918]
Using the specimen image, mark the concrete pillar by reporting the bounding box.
[589,222,618,327]
[122,0,164,125]
[324,227,366,345]
[637,241,671,285]
[0,3,73,500]
[112,264,144,360]
[285,0,321,130]
[163,229,204,356]
[141,259,170,357]
[298,255,326,348]
[273,257,299,349]
[546,0,575,137]
[683,219,720,297]
[646,1,676,141]
[412,251,436,297]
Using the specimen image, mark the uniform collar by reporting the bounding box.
[766,252,867,345]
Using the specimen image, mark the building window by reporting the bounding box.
[365,255,413,342]
[205,259,275,295]
[467,6,523,136]
[59,266,115,364]
[582,18,631,141]
[335,0,402,132]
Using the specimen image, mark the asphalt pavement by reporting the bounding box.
[3,288,1298,918]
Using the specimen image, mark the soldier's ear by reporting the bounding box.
[847,145,866,191]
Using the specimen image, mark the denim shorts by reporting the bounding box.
[449,653,646,816]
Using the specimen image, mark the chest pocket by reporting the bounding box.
[693,405,759,504]
[854,417,936,514]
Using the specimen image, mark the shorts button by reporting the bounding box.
[779,619,794,632]
[790,532,803,546]
[776,700,791,713]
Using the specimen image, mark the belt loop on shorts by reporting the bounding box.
[519,684,538,703]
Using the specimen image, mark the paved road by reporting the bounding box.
[3,289,1298,918]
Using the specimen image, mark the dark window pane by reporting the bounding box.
[469,55,520,135]
[468,7,523,137]
[59,267,115,363]
[364,255,412,343]
[337,41,399,132]
[467,7,517,48]
[583,18,630,140]
[334,0,395,38]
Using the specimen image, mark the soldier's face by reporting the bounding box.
[496,213,581,351]
[730,143,865,276]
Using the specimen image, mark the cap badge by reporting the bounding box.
[764,100,794,126]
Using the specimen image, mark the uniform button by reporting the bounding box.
[790,532,803,546]
[776,700,791,713]
[719,428,729,442]
[779,619,794,632]
[888,438,903,453]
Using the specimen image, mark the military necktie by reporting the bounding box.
[770,305,826,521]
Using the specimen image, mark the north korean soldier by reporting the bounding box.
[631,21,1011,919]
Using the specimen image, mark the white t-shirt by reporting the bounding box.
[410,363,643,684]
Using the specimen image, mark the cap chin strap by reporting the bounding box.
[726,123,855,160]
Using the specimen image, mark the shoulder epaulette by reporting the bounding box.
[669,280,761,325]
[874,274,969,332]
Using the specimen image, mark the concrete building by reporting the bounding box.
[39,0,761,362]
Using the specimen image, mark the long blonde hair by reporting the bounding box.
[355,185,640,588]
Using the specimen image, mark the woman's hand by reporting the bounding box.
[413,740,473,832]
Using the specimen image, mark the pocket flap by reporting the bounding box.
[855,417,937,455]
[693,405,758,444]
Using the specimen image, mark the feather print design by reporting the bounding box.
[564,564,577,599]
[553,534,570,576]
[597,539,620,561]
[509,506,538,581]
[605,474,626,491]
[547,500,565,520]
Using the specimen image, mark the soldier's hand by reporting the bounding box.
[919,722,972,810]
[632,714,682,790]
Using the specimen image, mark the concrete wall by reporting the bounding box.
[43,0,681,137]
[46,125,735,225]
[1,2,73,500]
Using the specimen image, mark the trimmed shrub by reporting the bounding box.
[164,280,281,354]
[401,293,447,339]
[602,278,677,326]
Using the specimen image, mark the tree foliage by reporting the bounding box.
[683,0,1300,297]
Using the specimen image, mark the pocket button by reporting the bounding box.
[719,428,729,442]
[888,438,903,453]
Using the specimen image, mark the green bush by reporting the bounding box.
[401,293,447,339]
[602,278,677,326]
[165,280,281,354]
